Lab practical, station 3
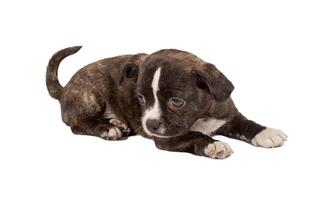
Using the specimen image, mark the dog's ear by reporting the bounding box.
[119,63,139,85]
[192,63,234,102]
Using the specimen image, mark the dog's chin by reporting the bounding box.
[146,127,187,139]
[158,127,188,138]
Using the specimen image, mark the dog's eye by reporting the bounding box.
[168,97,186,110]
[137,94,145,105]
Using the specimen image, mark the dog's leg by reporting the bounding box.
[154,132,233,159]
[71,118,130,140]
[214,114,287,148]
[61,93,131,140]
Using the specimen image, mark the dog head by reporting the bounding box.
[126,49,234,138]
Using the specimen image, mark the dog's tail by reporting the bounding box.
[46,46,82,100]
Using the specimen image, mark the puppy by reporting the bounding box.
[46,46,287,159]
[136,49,287,159]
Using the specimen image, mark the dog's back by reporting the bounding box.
[46,46,147,139]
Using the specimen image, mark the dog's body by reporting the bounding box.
[46,46,287,159]
[46,46,148,139]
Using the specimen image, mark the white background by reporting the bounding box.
[0,0,318,199]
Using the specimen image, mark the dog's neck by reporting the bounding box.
[207,98,238,119]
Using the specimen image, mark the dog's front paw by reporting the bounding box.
[109,119,130,134]
[252,128,287,148]
[204,141,233,159]
[100,127,123,140]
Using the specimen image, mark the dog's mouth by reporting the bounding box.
[144,126,168,138]
[146,126,188,139]
[142,116,189,139]
[147,132,187,139]
[147,132,176,138]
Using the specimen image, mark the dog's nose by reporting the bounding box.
[146,119,161,132]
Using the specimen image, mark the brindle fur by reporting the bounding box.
[47,46,274,158]
[134,49,266,157]
[46,46,147,139]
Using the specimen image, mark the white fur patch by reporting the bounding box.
[252,128,288,148]
[146,132,175,138]
[190,118,227,135]
[142,67,162,135]
[100,127,122,140]
[204,141,233,159]
[109,119,130,133]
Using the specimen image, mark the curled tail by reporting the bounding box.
[46,46,82,100]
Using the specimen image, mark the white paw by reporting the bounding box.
[109,119,130,133]
[100,127,123,140]
[252,128,287,148]
[204,141,233,159]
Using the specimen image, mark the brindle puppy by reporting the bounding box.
[136,49,287,159]
[46,46,287,159]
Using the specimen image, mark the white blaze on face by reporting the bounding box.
[142,67,162,135]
